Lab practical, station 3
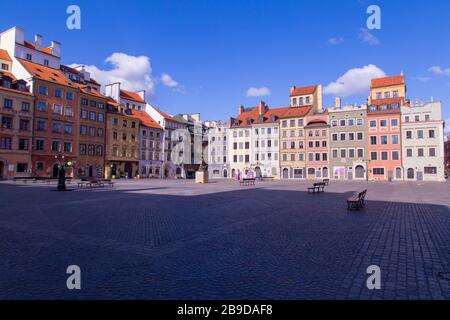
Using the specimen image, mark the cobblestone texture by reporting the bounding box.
[0,179,449,299]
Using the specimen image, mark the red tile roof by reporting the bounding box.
[231,106,291,128]
[371,75,405,89]
[370,97,404,106]
[290,85,317,97]
[282,106,312,118]
[18,58,77,88]
[0,71,17,81]
[153,106,175,121]
[130,110,163,130]
[0,49,12,62]
[120,89,146,103]
[23,40,55,57]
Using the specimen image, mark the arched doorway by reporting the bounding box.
[231,169,236,178]
[223,169,228,178]
[52,164,59,178]
[407,168,415,180]
[323,167,329,178]
[395,167,402,180]
[0,161,4,179]
[355,165,365,179]
[88,166,93,178]
[282,168,289,179]
[255,167,262,178]
[124,163,133,178]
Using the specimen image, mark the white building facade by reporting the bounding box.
[206,120,231,179]
[401,101,445,182]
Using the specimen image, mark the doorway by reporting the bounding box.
[0,161,4,179]
[282,168,289,179]
[88,166,93,178]
[223,169,228,178]
[407,168,415,180]
[124,163,133,178]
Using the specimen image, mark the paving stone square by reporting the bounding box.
[0,179,449,300]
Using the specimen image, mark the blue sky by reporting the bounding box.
[1,0,450,124]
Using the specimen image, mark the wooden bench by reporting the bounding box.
[308,182,326,193]
[347,190,367,210]
[323,179,330,186]
[239,178,256,186]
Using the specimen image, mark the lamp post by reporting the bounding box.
[54,154,72,191]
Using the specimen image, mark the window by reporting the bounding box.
[64,124,72,134]
[332,134,338,141]
[391,135,399,145]
[406,149,412,157]
[19,119,29,131]
[65,107,73,117]
[381,151,388,161]
[305,97,310,104]
[380,136,388,145]
[21,102,30,112]
[26,53,32,61]
[44,59,49,66]
[17,163,28,173]
[349,149,355,158]
[418,148,424,157]
[429,130,435,138]
[2,116,13,129]
[424,167,437,175]
[357,149,364,158]
[370,136,377,145]
[357,118,363,126]
[340,119,346,127]
[417,130,424,139]
[380,120,387,127]
[36,120,46,131]
[384,92,390,98]
[332,149,338,159]
[391,119,398,127]
[52,122,61,133]
[349,133,355,141]
[298,119,304,127]
[376,92,382,99]
[81,98,89,106]
[371,152,378,161]
[406,131,412,139]
[1,63,9,71]
[0,137,12,149]
[64,142,72,153]
[90,100,97,108]
[3,99,13,108]
[18,139,29,150]
[38,101,47,112]
[80,125,87,135]
[340,149,346,158]
[98,128,104,137]
[51,141,61,152]
[415,115,420,122]
[370,120,376,128]
[425,114,431,121]
[393,90,399,97]
[55,89,62,98]
[357,132,363,140]
[392,151,400,161]
[36,139,45,151]
[79,144,87,155]
[66,92,74,101]
[38,86,48,95]
[373,168,385,175]
[429,148,436,157]
[53,105,62,115]
[405,116,410,123]
[89,111,96,121]
[340,133,346,141]
[332,120,338,127]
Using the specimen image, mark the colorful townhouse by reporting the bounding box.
[0,50,34,179]
[329,100,368,180]
[445,138,450,174]
[105,82,147,112]
[105,100,139,178]
[146,104,186,178]
[401,101,445,181]
[367,75,405,181]
[0,27,82,178]
[61,65,107,179]
[280,85,320,179]
[304,110,330,180]
[205,120,231,179]
[130,110,164,178]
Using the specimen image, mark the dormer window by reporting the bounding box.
[44,59,49,66]
[3,80,11,88]
[26,53,32,61]
[270,115,276,122]
[384,92,390,98]
[1,63,8,71]
[246,118,252,125]
[299,97,304,105]
[292,98,297,106]
[380,104,388,110]
[369,105,377,112]
[259,115,264,123]
[305,96,310,104]
[391,103,400,110]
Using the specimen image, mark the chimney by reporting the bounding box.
[315,84,323,113]
[105,82,121,102]
[335,97,341,109]
[239,105,245,115]
[290,85,296,95]
[35,34,42,50]
[136,90,146,101]
[259,101,267,115]
[50,40,61,58]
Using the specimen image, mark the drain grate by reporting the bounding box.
[437,272,450,281]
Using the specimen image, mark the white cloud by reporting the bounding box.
[328,37,344,45]
[324,64,386,97]
[358,28,380,45]
[428,66,450,76]
[246,87,271,97]
[160,73,179,88]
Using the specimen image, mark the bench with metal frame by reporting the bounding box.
[347,189,367,210]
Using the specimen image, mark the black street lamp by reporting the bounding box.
[54,154,72,191]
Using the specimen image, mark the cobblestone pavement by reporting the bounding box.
[0,179,449,300]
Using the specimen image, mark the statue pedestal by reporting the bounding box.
[195,171,209,184]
